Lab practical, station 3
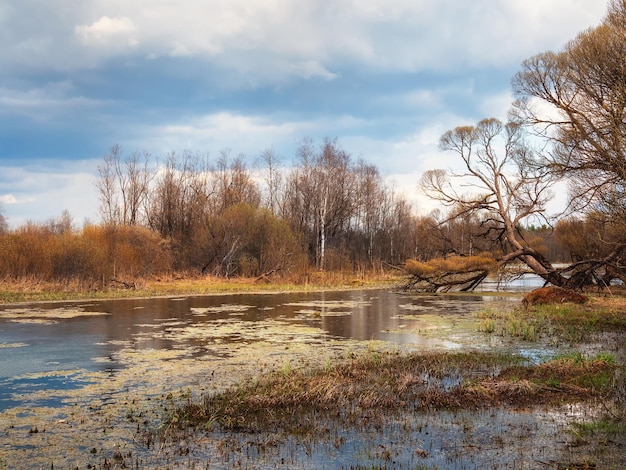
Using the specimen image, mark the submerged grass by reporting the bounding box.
[572,417,626,439]
[162,349,615,441]
[475,295,626,342]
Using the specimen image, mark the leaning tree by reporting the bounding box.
[416,118,565,290]
[412,117,620,291]
[409,1,626,292]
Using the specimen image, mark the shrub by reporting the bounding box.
[522,286,587,307]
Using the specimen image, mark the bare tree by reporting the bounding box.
[421,117,573,288]
[147,151,190,241]
[46,210,74,234]
[96,146,120,224]
[96,145,153,225]
[353,161,384,267]
[257,147,284,216]
[215,150,260,212]
[121,151,153,225]
[511,0,626,222]
[302,139,355,270]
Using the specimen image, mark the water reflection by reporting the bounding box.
[0,288,516,411]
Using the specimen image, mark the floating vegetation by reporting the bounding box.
[397,302,439,312]
[132,317,335,348]
[0,342,28,348]
[0,307,110,323]
[295,308,352,317]
[190,304,254,315]
[0,320,369,468]
[283,299,370,315]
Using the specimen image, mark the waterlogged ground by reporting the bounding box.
[0,288,622,468]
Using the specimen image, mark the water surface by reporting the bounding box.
[0,289,522,411]
[3,284,611,468]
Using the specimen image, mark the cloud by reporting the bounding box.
[152,112,306,152]
[0,82,104,119]
[2,1,608,79]
[290,60,339,81]
[478,90,515,119]
[0,162,99,227]
[0,194,19,204]
[75,16,137,46]
[0,0,610,225]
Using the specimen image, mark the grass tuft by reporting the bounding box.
[475,295,626,342]
[160,349,615,443]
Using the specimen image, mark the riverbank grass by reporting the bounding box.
[0,272,402,304]
[163,349,615,440]
[475,295,626,341]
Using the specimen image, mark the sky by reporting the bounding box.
[0,0,609,228]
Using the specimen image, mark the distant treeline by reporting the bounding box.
[0,139,587,286]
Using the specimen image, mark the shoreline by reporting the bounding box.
[0,274,403,307]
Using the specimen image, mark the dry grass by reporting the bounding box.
[164,350,615,439]
[0,271,402,304]
[526,296,626,341]
[405,254,498,277]
[476,295,626,342]
[523,286,588,306]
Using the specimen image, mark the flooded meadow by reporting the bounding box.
[0,285,624,468]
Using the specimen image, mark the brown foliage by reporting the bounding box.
[405,255,498,277]
[404,254,498,291]
[0,223,172,285]
[522,286,588,307]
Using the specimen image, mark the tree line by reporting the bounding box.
[0,139,424,285]
[0,147,591,289]
[92,139,420,278]
[0,145,606,288]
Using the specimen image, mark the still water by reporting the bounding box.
[7,280,601,469]
[0,287,541,413]
[0,290,512,409]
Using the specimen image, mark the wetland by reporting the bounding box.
[0,285,624,468]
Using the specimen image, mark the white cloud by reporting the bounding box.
[0,194,19,204]
[75,16,137,46]
[478,90,515,119]
[0,163,100,228]
[290,60,339,81]
[2,1,608,79]
[145,112,309,155]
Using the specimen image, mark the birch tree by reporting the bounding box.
[96,145,153,225]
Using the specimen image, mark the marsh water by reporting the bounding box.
[0,289,512,411]
[2,279,605,469]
